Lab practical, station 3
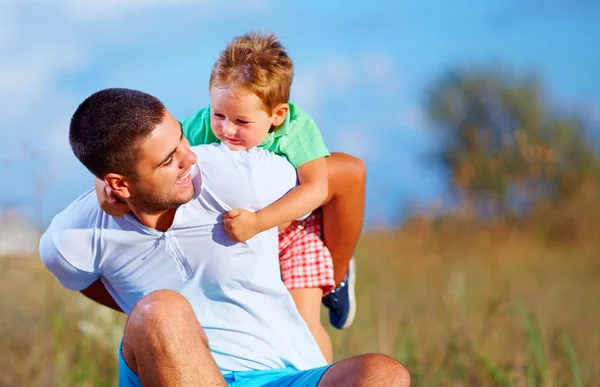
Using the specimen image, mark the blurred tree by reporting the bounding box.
[426,66,600,217]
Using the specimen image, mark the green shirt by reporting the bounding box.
[181,102,330,168]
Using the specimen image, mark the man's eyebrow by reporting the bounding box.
[158,147,177,167]
[157,123,184,167]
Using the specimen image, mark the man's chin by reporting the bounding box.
[171,187,195,207]
[131,191,194,213]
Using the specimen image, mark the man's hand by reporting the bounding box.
[224,209,262,242]
[94,177,130,217]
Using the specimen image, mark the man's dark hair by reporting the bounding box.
[69,88,166,179]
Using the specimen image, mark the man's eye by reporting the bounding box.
[163,158,173,166]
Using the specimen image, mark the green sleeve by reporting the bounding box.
[274,103,330,168]
[181,105,221,146]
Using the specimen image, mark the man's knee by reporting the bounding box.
[331,354,409,387]
[126,290,207,343]
[360,354,410,386]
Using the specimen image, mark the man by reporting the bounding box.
[40,88,410,386]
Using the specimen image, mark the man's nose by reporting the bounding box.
[181,146,198,167]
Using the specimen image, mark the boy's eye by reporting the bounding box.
[237,119,249,125]
[213,113,225,119]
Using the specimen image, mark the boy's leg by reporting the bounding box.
[289,288,333,363]
[121,290,227,387]
[320,153,365,329]
[322,152,366,285]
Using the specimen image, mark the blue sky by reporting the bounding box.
[1,0,599,228]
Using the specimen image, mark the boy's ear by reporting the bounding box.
[104,173,133,200]
[271,103,289,127]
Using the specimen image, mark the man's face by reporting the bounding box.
[209,86,275,150]
[129,110,198,212]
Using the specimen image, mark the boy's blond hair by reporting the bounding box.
[209,31,293,114]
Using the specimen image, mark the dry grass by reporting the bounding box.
[331,218,600,386]
[1,216,599,386]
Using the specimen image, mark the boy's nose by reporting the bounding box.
[222,122,236,136]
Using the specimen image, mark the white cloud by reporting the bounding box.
[291,57,358,115]
[400,105,428,131]
[321,57,356,90]
[291,51,402,115]
[330,125,377,161]
[363,50,400,93]
[62,0,206,22]
[0,43,85,123]
[291,70,323,113]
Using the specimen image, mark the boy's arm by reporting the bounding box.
[259,156,328,223]
[224,158,327,242]
[225,157,327,242]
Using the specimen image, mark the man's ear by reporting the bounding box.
[271,103,289,127]
[104,173,132,200]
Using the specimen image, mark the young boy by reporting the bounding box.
[96,32,365,362]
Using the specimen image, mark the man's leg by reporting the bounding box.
[242,353,410,386]
[319,354,410,387]
[322,153,366,286]
[121,290,227,387]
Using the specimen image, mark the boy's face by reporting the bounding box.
[209,86,284,150]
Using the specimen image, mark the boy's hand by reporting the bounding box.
[224,209,261,242]
[94,177,130,218]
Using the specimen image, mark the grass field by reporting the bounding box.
[1,218,599,386]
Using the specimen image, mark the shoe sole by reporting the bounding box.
[340,257,357,329]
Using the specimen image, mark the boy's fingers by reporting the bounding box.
[227,209,241,218]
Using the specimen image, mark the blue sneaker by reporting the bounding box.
[322,257,356,329]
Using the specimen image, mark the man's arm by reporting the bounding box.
[80,279,123,313]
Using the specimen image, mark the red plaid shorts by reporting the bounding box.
[278,209,335,295]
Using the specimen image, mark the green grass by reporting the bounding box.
[1,217,599,386]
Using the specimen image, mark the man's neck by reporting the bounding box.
[129,207,177,232]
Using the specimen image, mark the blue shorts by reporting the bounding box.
[119,343,332,387]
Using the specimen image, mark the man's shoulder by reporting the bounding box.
[39,188,107,283]
[47,188,103,231]
[188,144,297,209]
[191,143,290,166]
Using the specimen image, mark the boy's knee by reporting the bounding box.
[329,152,366,183]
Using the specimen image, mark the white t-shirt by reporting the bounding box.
[39,143,327,374]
